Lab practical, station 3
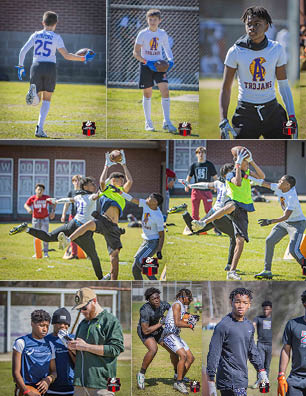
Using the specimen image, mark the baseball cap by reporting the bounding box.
[73,287,97,310]
[52,307,71,325]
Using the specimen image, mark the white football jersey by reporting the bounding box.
[163,300,187,337]
[135,28,173,61]
[74,194,97,224]
[139,199,164,240]
[270,184,306,222]
[224,40,287,103]
[19,29,65,65]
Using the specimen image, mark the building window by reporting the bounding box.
[0,158,13,214]
[54,160,86,213]
[18,159,50,214]
[173,140,206,188]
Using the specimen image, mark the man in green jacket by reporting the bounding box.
[68,287,124,396]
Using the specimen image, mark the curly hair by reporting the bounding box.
[229,288,253,301]
[31,309,51,324]
[176,288,193,300]
[262,300,272,308]
[144,287,161,301]
[241,6,272,26]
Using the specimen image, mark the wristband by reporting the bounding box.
[278,372,285,375]
[23,390,30,395]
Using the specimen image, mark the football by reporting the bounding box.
[109,150,122,163]
[21,386,41,395]
[75,48,94,56]
[154,59,169,72]
[231,146,249,159]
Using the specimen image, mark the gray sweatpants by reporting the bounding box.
[132,239,159,280]
[32,217,49,254]
[264,220,306,271]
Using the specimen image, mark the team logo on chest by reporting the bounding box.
[143,212,150,225]
[301,330,306,344]
[249,57,266,81]
[150,37,159,50]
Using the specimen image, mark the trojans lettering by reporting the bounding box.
[243,81,272,90]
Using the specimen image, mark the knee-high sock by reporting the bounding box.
[161,97,170,123]
[38,100,50,129]
[143,97,151,123]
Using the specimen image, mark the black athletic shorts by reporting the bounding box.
[94,215,123,254]
[137,325,163,344]
[228,203,249,243]
[30,62,57,93]
[232,98,288,139]
[138,63,168,89]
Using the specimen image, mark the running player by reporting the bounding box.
[161,289,196,395]
[253,175,306,279]
[251,301,272,388]
[16,11,95,138]
[136,288,178,390]
[12,310,57,396]
[133,9,176,132]
[180,163,236,271]
[58,151,133,280]
[9,177,104,280]
[219,6,298,139]
[278,290,306,396]
[206,288,268,396]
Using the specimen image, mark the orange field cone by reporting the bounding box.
[77,245,86,259]
[35,238,42,259]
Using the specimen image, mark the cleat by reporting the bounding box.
[26,84,39,105]
[145,120,155,131]
[35,125,48,138]
[173,381,189,394]
[191,219,206,232]
[227,271,241,280]
[224,264,231,271]
[174,374,190,384]
[58,232,70,250]
[9,222,27,235]
[163,120,177,133]
[102,273,111,280]
[254,270,273,279]
[137,372,145,390]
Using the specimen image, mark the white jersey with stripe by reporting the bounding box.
[19,29,65,65]
[74,194,97,224]
[163,300,187,337]
[270,184,306,222]
[224,40,287,103]
[212,180,228,211]
[135,27,173,61]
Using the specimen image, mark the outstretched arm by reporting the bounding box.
[122,164,133,192]
[58,47,86,62]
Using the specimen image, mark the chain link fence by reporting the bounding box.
[107,0,199,90]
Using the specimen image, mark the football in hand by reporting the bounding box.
[154,59,169,72]
[75,48,94,56]
[23,386,41,395]
[231,146,249,159]
[109,150,122,163]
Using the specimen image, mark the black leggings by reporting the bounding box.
[27,220,103,279]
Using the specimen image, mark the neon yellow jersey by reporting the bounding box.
[226,169,255,212]
[99,185,126,216]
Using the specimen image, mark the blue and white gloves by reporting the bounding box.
[235,149,249,166]
[219,118,237,139]
[207,381,217,396]
[15,65,25,81]
[84,50,96,64]
[105,150,126,167]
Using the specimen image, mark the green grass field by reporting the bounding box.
[0,222,165,280]
[301,71,306,137]
[132,302,202,395]
[107,88,199,139]
[0,359,131,395]
[203,330,278,395]
[199,78,302,139]
[0,82,106,139]
[166,197,306,281]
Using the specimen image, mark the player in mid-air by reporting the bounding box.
[278,290,306,396]
[219,6,298,139]
[206,288,268,396]
[250,175,306,279]
[16,11,95,138]
[133,9,176,133]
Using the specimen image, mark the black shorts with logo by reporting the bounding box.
[138,63,168,89]
[94,215,123,254]
[232,98,288,139]
[30,62,57,93]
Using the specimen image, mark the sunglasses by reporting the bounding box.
[78,300,93,311]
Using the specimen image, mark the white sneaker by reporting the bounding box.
[58,232,70,250]
[227,270,241,280]
[174,374,190,383]
[35,125,48,138]
[102,273,111,280]
[191,219,206,232]
[137,372,145,390]
[26,84,39,105]
[145,120,155,131]
[32,254,37,258]
[173,381,189,394]
[163,120,177,133]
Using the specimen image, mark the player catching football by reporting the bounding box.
[16,11,95,138]
[219,6,298,139]
[133,9,175,133]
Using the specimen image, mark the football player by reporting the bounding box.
[16,11,95,138]
[133,9,175,132]
[219,6,298,139]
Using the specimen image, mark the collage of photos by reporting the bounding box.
[0,0,306,395]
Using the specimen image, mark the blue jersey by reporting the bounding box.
[45,333,75,394]
[14,334,54,386]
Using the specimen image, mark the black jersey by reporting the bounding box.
[138,300,171,328]
[188,161,217,185]
[253,315,272,345]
